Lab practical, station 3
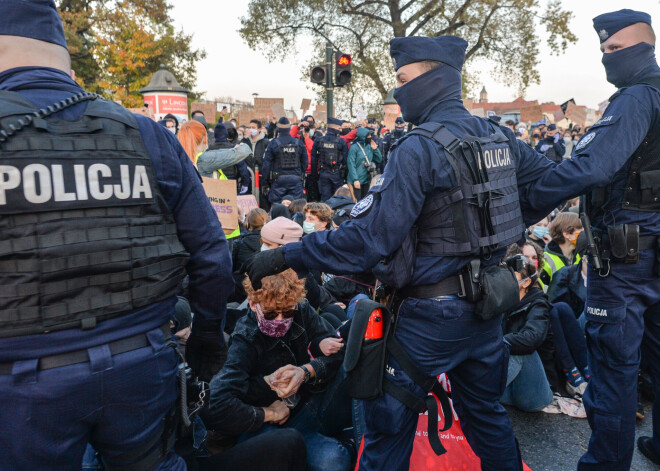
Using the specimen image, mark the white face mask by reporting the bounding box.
[303,222,316,234]
[250,128,258,137]
[261,244,270,252]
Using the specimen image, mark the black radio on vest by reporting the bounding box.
[0,91,189,338]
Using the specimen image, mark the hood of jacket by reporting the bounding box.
[356,127,370,143]
[507,287,549,319]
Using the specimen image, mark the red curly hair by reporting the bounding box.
[243,269,306,311]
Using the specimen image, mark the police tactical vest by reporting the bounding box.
[589,76,660,217]
[0,91,189,338]
[275,139,301,171]
[395,122,525,257]
[320,136,342,170]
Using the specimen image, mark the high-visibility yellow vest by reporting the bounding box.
[542,251,581,284]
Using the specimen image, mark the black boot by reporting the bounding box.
[638,436,660,465]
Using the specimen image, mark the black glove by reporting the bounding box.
[245,246,289,289]
[186,334,227,383]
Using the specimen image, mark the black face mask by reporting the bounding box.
[341,128,351,136]
[365,136,372,145]
[602,42,659,88]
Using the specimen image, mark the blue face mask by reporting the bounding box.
[602,42,659,88]
[533,226,549,239]
[393,64,462,126]
[303,221,316,234]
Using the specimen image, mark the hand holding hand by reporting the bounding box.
[264,400,290,424]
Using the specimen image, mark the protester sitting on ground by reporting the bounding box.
[288,198,307,227]
[232,208,268,276]
[303,202,334,235]
[547,232,588,318]
[325,185,357,211]
[270,203,291,220]
[260,218,338,313]
[540,212,583,286]
[499,252,555,413]
[503,246,587,418]
[527,216,551,249]
[281,195,295,207]
[205,269,353,471]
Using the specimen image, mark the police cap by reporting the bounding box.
[593,9,652,43]
[327,117,343,126]
[0,0,67,49]
[395,117,405,125]
[389,35,468,72]
[277,116,291,129]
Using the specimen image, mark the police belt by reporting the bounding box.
[398,273,466,299]
[0,323,170,375]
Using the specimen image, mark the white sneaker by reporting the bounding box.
[566,380,588,397]
[557,396,587,418]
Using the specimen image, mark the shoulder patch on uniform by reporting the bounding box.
[593,115,613,127]
[574,132,596,152]
[350,194,374,218]
[371,176,385,189]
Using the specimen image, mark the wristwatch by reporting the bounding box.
[299,365,311,384]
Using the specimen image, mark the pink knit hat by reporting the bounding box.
[261,217,303,245]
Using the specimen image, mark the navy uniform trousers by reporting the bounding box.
[269,174,305,204]
[319,170,345,202]
[579,248,660,470]
[0,325,185,471]
[359,296,523,471]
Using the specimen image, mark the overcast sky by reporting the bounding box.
[169,0,660,113]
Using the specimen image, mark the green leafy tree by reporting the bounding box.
[57,0,206,107]
[241,0,577,111]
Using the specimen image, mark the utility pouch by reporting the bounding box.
[372,227,417,289]
[608,225,627,262]
[625,224,640,264]
[343,299,393,400]
[475,264,519,320]
[462,259,482,303]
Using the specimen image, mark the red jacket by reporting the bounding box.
[290,125,314,173]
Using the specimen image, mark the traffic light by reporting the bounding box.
[335,53,352,87]
[310,65,327,84]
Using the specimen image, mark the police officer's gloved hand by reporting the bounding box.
[186,333,227,383]
[240,185,249,195]
[245,247,289,289]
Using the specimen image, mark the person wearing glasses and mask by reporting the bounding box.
[205,269,352,471]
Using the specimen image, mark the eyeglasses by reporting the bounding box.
[261,306,298,320]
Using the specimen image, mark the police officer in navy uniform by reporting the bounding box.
[246,35,577,470]
[261,116,308,204]
[561,10,660,470]
[311,116,349,202]
[0,3,233,469]
[382,116,407,165]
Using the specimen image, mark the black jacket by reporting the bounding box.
[206,301,341,435]
[231,230,261,275]
[547,263,586,317]
[241,135,269,170]
[325,195,355,211]
[502,288,552,355]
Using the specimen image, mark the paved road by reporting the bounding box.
[508,401,656,471]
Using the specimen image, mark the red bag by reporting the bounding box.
[356,374,532,471]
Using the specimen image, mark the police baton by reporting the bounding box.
[579,195,603,271]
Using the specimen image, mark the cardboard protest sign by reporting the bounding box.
[271,103,286,119]
[201,177,238,233]
[565,102,587,127]
[300,98,312,113]
[237,194,258,216]
[520,105,543,123]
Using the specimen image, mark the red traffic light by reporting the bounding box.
[337,54,352,66]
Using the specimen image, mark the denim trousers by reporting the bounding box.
[500,352,554,412]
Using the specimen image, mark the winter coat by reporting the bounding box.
[547,263,586,317]
[325,195,355,211]
[206,301,342,435]
[347,128,382,185]
[231,230,261,275]
[502,288,552,355]
[241,132,269,169]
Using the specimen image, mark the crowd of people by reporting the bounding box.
[110,104,650,470]
[2,3,660,471]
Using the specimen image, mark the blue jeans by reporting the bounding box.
[0,325,185,471]
[240,369,352,471]
[549,302,589,374]
[500,352,553,411]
